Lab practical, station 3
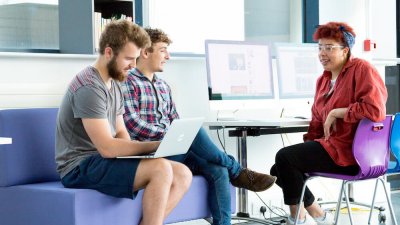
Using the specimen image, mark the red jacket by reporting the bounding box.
[304,56,387,166]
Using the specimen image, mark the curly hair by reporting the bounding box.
[144,27,172,53]
[99,20,150,55]
[313,22,356,47]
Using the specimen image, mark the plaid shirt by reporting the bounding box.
[121,68,179,141]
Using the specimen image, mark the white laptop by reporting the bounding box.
[117,117,204,159]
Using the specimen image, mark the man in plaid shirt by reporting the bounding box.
[121,28,277,225]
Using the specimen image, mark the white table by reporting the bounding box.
[205,117,310,128]
[0,137,12,145]
[205,118,310,224]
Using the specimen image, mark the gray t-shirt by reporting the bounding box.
[56,66,125,178]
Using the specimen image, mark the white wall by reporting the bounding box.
[369,0,397,59]
[319,0,367,57]
[319,0,397,60]
[158,56,210,118]
[0,53,95,109]
[0,53,211,113]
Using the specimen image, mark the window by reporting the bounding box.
[0,0,58,52]
[0,0,307,53]
[147,0,244,53]
[147,0,303,54]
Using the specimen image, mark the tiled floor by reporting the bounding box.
[172,191,400,225]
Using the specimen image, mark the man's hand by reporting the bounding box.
[82,117,161,158]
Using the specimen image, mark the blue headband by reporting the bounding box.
[339,26,355,49]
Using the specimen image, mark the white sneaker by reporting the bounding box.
[286,215,317,225]
[314,212,334,225]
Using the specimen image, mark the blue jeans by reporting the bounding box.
[190,127,242,179]
[185,127,242,225]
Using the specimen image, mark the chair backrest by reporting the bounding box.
[352,115,392,180]
[389,113,400,171]
[0,108,60,187]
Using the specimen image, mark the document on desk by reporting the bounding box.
[0,137,12,145]
[205,118,310,128]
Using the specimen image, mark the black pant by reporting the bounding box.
[270,141,358,207]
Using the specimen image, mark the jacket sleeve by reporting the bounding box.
[304,111,324,142]
[304,77,324,142]
[344,62,387,123]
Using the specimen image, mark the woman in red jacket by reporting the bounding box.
[270,22,388,225]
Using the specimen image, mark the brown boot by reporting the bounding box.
[231,168,277,192]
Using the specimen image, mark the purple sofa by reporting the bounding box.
[0,108,235,225]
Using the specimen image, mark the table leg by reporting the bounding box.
[234,129,279,225]
[236,130,249,217]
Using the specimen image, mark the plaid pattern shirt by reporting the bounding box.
[121,68,179,141]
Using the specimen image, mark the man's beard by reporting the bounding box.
[107,56,125,82]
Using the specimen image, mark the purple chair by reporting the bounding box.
[294,116,397,225]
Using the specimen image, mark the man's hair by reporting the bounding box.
[99,20,150,55]
[144,27,172,53]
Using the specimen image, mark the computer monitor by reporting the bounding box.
[205,40,274,101]
[275,43,323,99]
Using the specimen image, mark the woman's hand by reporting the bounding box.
[324,111,336,140]
[324,108,347,140]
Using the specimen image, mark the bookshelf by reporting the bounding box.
[59,0,142,54]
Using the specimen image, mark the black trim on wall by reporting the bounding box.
[0,48,60,53]
[397,0,400,58]
[303,0,319,43]
[135,0,143,26]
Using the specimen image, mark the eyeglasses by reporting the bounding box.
[318,45,345,52]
